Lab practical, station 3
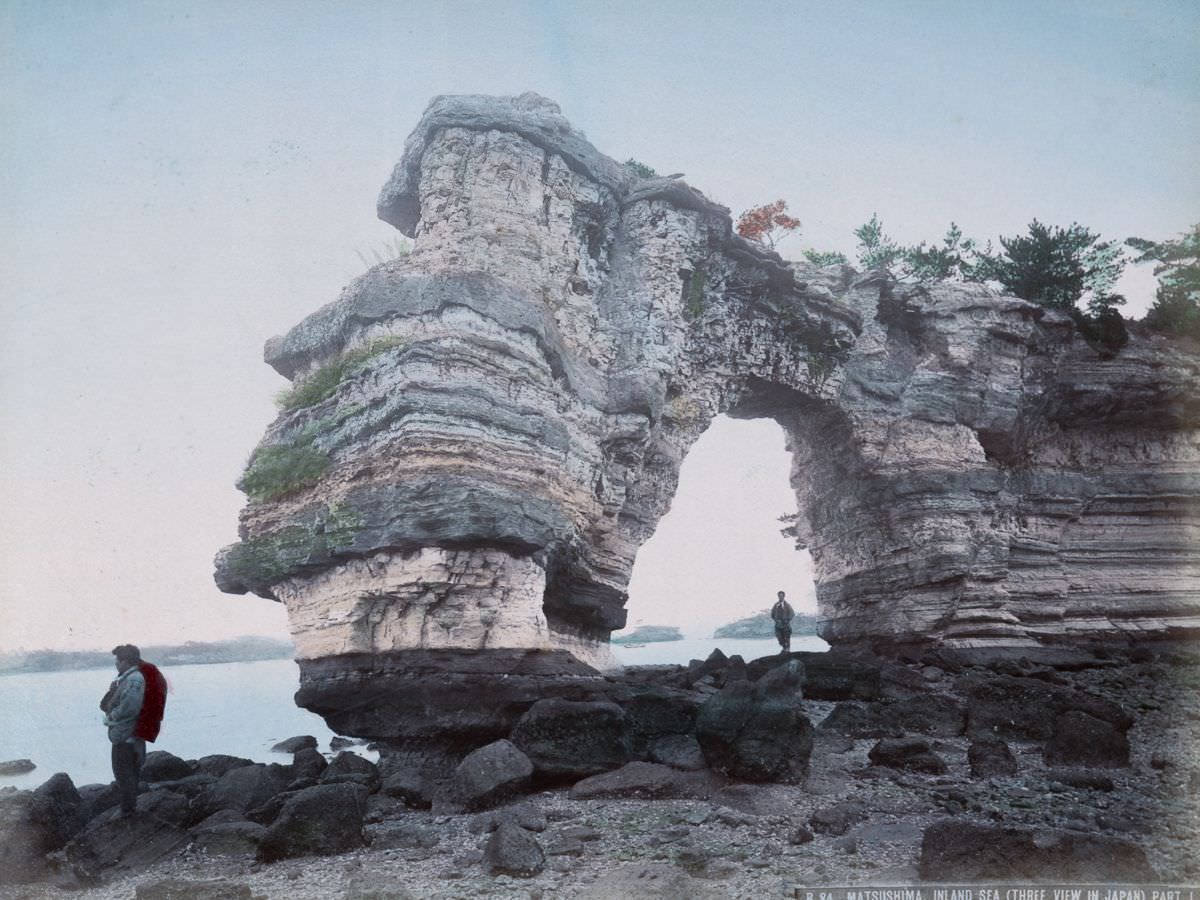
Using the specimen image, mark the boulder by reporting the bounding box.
[0,790,47,884]
[379,769,432,809]
[868,737,947,774]
[789,825,815,844]
[291,747,328,780]
[1043,710,1130,768]
[647,734,706,771]
[0,774,88,884]
[133,788,191,826]
[63,808,188,880]
[0,758,36,776]
[695,662,812,783]
[30,772,86,851]
[968,737,1018,777]
[684,648,728,685]
[919,820,1156,881]
[188,819,268,857]
[319,751,380,790]
[621,691,700,755]
[468,802,547,834]
[192,764,290,820]
[142,751,196,783]
[509,699,629,780]
[964,675,1132,741]
[257,783,368,861]
[194,755,256,778]
[482,820,544,877]
[151,773,217,798]
[270,735,318,754]
[568,762,684,800]
[748,651,880,700]
[448,739,533,810]
[810,800,868,836]
[76,783,120,822]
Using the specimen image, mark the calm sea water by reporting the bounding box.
[0,659,350,791]
[0,638,826,792]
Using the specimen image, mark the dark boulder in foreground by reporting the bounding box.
[1044,710,1130,768]
[64,806,189,880]
[483,820,544,877]
[0,774,87,884]
[748,652,881,700]
[0,791,48,884]
[964,674,1132,741]
[919,820,1156,881]
[510,699,628,780]
[696,662,812,783]
[379,768,433,809]
[257,783,368,861]
[968,737,1018,777]
[192,764,292,820]
[31,773,86,852]
[868,737,947,774]
[188,815,269,857]
[449,739,533,810]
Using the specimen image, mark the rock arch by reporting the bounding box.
[215,93,1199,738]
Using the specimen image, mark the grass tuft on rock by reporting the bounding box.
[275,336,406,411]
[240,443,330,503]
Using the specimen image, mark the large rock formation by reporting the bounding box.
[215,93,1200,739]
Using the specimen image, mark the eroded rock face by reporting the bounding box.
[215,92,1200,739]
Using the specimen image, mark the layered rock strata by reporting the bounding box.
[215,92,1200,737]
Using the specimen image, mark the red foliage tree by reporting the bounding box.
[736,199,801,249]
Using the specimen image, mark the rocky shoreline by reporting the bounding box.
[2,645,1198,898]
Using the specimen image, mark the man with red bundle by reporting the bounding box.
[99,644,167,816]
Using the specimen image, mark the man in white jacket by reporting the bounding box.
[100,644,146,816]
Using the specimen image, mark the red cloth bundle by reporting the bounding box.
[134,661,167,742]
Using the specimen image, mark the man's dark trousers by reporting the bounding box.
[112,742,143,814]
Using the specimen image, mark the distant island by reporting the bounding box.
[0,636,294,675]
[610,625,683,645]
[713,609,819,639]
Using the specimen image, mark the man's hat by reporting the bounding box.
[111,644,141,663]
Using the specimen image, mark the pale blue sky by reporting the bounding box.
[2,1,1197,649]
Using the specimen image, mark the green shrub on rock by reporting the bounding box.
[275,336,406,411]
[240,444,329,503]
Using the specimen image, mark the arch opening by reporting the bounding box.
[620,414,819,656]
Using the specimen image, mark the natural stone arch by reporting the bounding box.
[215,93,1200,738]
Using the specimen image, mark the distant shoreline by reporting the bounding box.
[0,637,294,676]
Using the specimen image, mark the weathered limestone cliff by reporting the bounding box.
[215,93,1199,738]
